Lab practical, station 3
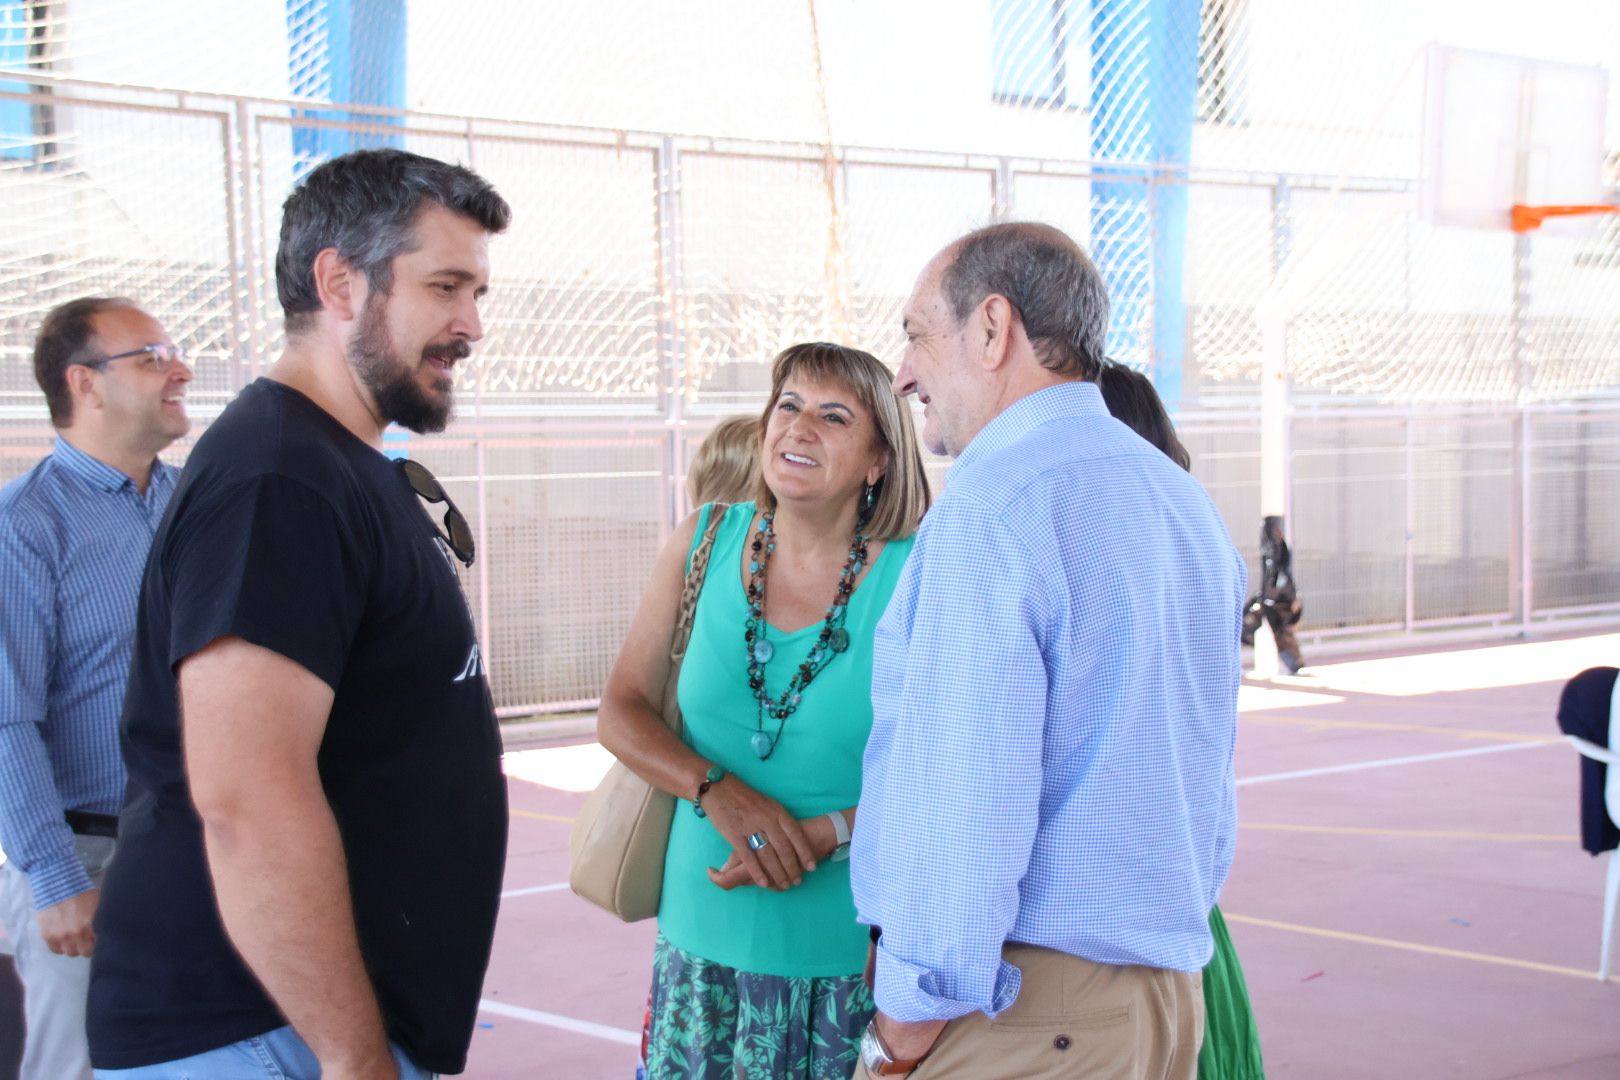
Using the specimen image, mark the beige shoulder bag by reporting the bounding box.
[568,503,730,921]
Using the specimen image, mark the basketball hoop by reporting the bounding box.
[1420,45,1610,231]
[1510,203,1620,232]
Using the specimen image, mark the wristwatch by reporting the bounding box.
[826,809,852,862]
[860,1020,926,1076]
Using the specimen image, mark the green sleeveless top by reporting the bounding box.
[659,501,914,978]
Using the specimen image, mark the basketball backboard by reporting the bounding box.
[1420,43,1610,230]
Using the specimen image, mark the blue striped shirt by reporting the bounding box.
[851,381,1246,1023]
[0,438,177,910]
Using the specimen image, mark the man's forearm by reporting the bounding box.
[0,723,93,908]
[202,786,393,1076]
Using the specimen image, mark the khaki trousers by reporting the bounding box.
[856,944,1203,1080]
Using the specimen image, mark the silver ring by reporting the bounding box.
[747,831,769,851]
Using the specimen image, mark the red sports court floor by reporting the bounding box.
[475,631,1620,1079]
[3,633,1616,1077]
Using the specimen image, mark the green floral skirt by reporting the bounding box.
[637,933,874,1080]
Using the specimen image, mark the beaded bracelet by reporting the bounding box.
[692,764,727,818]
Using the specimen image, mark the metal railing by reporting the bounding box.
[2,76,1617,715]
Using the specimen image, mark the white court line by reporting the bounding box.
[500,882,570,899]
[1237,740,1555,787]
[478,998,641,1046]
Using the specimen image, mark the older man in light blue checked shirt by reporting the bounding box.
[0,297,191,1079]
[850,223,1245,1079]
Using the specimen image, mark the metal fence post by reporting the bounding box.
[473,349,492,660]
[992,158,1013,222]
[1260,182,1292,496]
[1270,175,1292,278]
[218,112,249,396]
[1145,175,1158,378]
[1519,409,1535,630]
[653,136,684,537]
[1404,415,1416,632]
[233,98,263,384]
[458,121,492,659]
[1511,226,1534,633]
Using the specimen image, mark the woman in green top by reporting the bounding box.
[599,342,932,1080]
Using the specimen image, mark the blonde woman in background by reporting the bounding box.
[687,415,761,507]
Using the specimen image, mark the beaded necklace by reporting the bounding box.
[743,510,869,760]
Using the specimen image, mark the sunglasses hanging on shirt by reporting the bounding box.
[397,458,476,567]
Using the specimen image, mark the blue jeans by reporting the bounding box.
[92,1024,435,1079]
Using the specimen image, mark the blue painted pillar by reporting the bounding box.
[0,1,34,159]
[286,0,406,166]
[1089,0,1199,405]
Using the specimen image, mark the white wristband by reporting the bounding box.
[826,810,851,848]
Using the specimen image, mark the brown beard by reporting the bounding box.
[348,293,468,434]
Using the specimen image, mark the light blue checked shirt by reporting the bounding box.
[851,381,1246,1023]
[0,437,177,910]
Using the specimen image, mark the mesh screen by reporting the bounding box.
[410,431,668,709]
[1291,418,1408,631]
[0,97,240,410]
[1531,411,1620,612]
[2,0,1618,713]
[1409,419,1514,622]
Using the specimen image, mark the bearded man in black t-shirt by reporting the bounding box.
[86,150,512,1080]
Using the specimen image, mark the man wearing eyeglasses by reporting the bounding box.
[0,297,192,1079]
[86,150,511,1080]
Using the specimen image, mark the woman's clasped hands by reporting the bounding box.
[697,773,829,892]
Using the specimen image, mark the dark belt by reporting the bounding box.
[65,809,118,838]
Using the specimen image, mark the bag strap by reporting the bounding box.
[669,502,730,667]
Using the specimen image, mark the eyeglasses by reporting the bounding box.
[398,459,475,567]
[77,343,186,373]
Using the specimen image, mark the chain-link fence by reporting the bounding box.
[2,59,1617,713]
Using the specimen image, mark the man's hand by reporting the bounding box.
[319,1048,400,1080]
[874,1013,948,1065]
[36,887,98,957]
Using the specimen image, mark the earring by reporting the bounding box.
[862,483,877,515]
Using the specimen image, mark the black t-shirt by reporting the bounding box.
[87,379,508,1074]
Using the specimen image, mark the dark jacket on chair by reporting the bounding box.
[1557,666,1620,855]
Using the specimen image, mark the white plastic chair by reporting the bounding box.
[1565,671,1620,981]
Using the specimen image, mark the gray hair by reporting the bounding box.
[940,222,1109,380]
[275,148,512,335]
